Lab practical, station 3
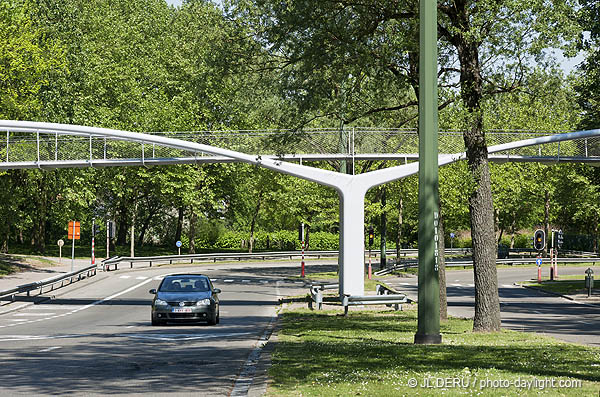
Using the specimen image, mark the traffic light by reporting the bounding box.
[108,221,116,239]
[534,229,545,251]
[93,224,101,236]
[368,226,374,247]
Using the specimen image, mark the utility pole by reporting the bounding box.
[414,0,441,345]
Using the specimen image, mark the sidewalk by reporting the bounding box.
[0,255,95,292]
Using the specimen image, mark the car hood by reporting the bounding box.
[157,291,212,301]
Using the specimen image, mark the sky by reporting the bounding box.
[164,0,584,74]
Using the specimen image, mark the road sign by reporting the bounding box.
[450,233,455,238]
[176,240,182,248]
[57,239,64,247]
[68,221,81,240]
[536,258,542,266]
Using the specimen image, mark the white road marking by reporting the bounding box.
[210,278,218,282]
[10,319,28,322]
[136,276,148,280]
[224,280,234,283]
[120,276,131,279]
[153,276,164,280]
[468,284,475,287]
[121,332,253,341]
[39,346,61,352]
[0,334,83,342]
[26,306,80,310]
[0,278,155,329]
[14,313,56,317]
[242,280,250,283]
[260,280,269,283]
[451,284,462,287]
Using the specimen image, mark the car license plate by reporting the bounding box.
[172,308,192,313]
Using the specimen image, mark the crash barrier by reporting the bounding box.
[308,283,339,310]
[374,256,600,276]
[342,287,408,316]
[0,264,97,303]
[307,282,408,314]
[101,248,473,271]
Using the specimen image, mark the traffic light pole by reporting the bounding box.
[414,0,441,345]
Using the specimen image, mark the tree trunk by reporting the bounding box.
[249,189,264,253]
[544,190,550,257]
[188,209,197,254]
[34,175,47,253]
[380,187,387,269]
[458,39,501,332]
[438,203,447,321]
[396,195,403,263]
[175,206,184,243]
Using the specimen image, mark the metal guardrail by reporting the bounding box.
[306,282,408,314]
[0,264,97,302]
[101,248,473,271]
[375,256,600,275]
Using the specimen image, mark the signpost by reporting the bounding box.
[368,226,374,280]
[450,232,455,249]
[176,240,182,255]
[536,257,542,283]
[68,221,80,271]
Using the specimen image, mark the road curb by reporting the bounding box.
[521,284,600,308]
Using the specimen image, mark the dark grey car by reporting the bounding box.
[149,274,220,326]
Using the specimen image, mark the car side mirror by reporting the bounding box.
[149,289,157,294]
[213,288,221,294]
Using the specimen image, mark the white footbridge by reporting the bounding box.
[2,120,599,296]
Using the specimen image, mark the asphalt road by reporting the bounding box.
[1,260,598,396]
[0,262,312,397]
[383,265,600,347]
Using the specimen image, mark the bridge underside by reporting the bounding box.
[2,155,600,170]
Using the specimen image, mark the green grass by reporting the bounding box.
[268,307,600,396]
[524,275,592,296]
[298,271,393,292]
[0,257,17,276]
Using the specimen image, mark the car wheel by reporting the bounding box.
[151,317,164,326]
[207,312,217,326]
[216,311,220,324]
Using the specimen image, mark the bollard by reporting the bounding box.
[550,266,555,281]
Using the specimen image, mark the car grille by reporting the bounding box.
[167,301,195,306]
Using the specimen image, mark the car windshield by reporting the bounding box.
[159,277,210,292]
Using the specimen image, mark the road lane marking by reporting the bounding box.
[136,276,148,280]
[0,334,83,342]
[26,306,81,310]
[14,313,56,316]
[0,278,155,329]
[224,280,234,283]
[242,280,250,283]
[121,331,253,341]
[120,276,131,279]
[39,346,61,352]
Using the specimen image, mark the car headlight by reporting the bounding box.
[196,299,211,306]
[154,299,168,306]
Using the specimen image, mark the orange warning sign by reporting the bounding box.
[68,221,81,240]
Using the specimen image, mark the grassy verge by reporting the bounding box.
[268,307,600,396]
[523,275,592,296]
[296,271,393,292]
[0,256,18,276]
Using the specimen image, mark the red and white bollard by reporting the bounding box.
[91,237,95,266]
